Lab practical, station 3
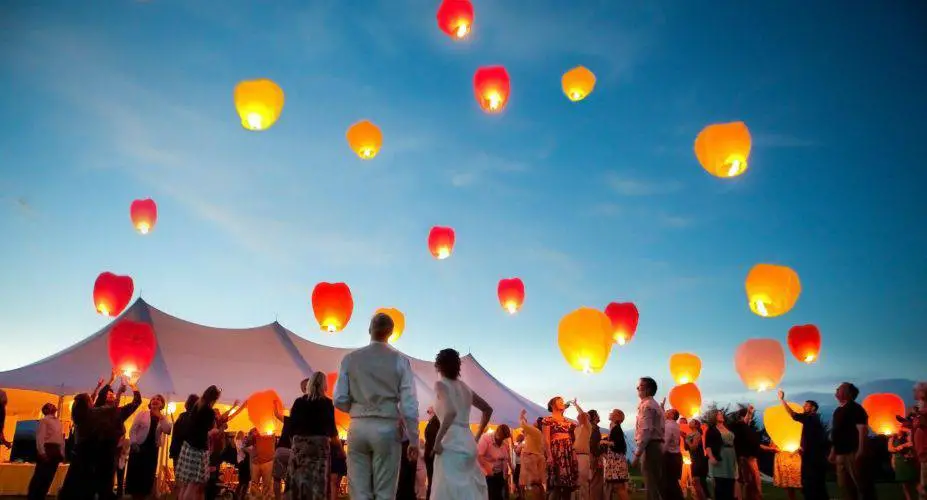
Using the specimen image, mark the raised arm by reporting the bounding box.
[223,400,245,421]
[333,357,352,413]
[572,399,588,425]
[471,391,493,440]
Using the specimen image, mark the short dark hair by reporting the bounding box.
[588,410,599,422]
[370,313,394,341]
[41,403,55,416]
[435,349,462,380]
[640,377,658,397]
[495,424,512,440]
[806,400,819,412]
[184,394,199,412]
[842,382,860,401]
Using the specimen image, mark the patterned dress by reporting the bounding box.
[773,451,801,488]
[543,417,578,491]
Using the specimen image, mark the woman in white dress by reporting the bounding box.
[430,348,493,500]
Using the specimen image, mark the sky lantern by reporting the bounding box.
[745,264,802,318]
[375,307,406,344]
[93,272,134,317]
[427,226,456,259]
[107,319,156,378]
[561,66,596,102]
[233,79,285,131]
[346,120,383,159]
[603,302,639,345]
[557,307,614,374]
[436,0,474,40]
[734,338,786,392]
[787,324,822,364]
[862,393,906,436]
[497,278,525,314]
[129,198,158,235]
[669,353,702,384]
[247,390,283,436]
[311,282,354,333]
[693,121,752,178]
[764,401,804,453]
[473,66,511,114]
[668,383,702,419]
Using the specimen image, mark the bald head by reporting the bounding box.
[369,313,394,342]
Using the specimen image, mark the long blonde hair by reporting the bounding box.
[306,371,328,401]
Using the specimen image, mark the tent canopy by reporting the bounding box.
[0,299,546,426]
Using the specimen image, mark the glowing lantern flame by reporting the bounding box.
[561,66,596,102]
[233,79,285,131]
[603,302,639,346]
[436,0,474,40]
[557,307,613,374]
[862,393,906,436]
[311,282,354,333]
[346,120,383,159]
[166,402,177,415]
[745,264,801,318]
[427,226,456,260]
[668,383,702,419]
[787,325,822,364]
[473,66,511,114]
[764,402,804,453]
[93,272,134,317]
[107,319,157,378]
[669,353,703,385]
[693,121,752,178]
[734,338,786,392]
[497,278,525,315]
[247,390,283,436]
[129,198,158,235]
[375,307,406,344]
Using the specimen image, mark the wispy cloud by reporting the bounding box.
[449,153,529,188]
[605,172,682,197]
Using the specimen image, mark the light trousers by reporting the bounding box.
[348,417,402,500]
[576,454,591,500]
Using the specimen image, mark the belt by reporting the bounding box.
[576,452,590,456]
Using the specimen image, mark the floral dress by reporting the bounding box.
[543,416,578,491]
[773,451,801,488]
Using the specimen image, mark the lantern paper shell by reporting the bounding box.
[247,390,283,436]
[734,338,786,392]
[375,307,406,344]
[497,278,525,314]
[93,272,134,317]
[107,320,156,377]
[473,66,511,114]
[129,198,158,235]
[436,0,474,39]
[668,383,702,419]
[745,264,802,318]
[234,79,285,131]
[763,401,804,453]
[346,120,383,159]
[694,121,752,178]
[669,353,703,385]
[557,307,614,374]
[427,226,456,259]
[311,282,354,333]
[787,325,822,364]
[862,393,906,436]
[604,302,639,345]
[561,66,596,102]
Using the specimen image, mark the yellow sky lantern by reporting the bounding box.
[557,307,614,374]
[734,338,786,392]
[694,121,752,178]
[234,79,285,131]
[745,264,801,318]
[346,120,383,159]
[376,307,406,344]
[561,66,596,102]
[763,401,803,453]
[669,353,702,385]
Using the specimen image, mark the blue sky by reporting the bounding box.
[1,0,925,414]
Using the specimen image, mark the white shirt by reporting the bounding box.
[663,419,681,454]
[36,415,64,452]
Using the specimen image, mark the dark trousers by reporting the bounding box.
[397,441,417,500]
[115,466,125,497]
[486,472,506,500]
[714,478,735,500]
[27,455,62,500]
[801,459,829,500]
[425,456,435,500]
[662,452,684,500]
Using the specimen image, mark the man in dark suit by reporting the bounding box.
[423,407,441,500]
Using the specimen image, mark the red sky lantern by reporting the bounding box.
[93,272,134,317]
[248,389,284,435]
[473,66,511,114]
[604,302,639,345]
[436,0,474,40]
[107,319,156,377]
[862,393,906,436]
[428,226,456,260]
[311,282,354,333]
[787,324,822,364]
[129,198,158,235]
[497,278,525,314]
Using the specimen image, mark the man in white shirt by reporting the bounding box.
[28,402,65,498]
[334,313,420,500]
[662,409,684,500]
[631,377,665,500]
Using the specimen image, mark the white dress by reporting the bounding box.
[430,378,489,500]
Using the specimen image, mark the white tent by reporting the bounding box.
[0,298,547,427]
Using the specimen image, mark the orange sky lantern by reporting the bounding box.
[734,339,786,392]
[787,324,822,364]
[497,278,525,314]
[375,307,406,344]
[764,401,804,453]
[745,264,801,318]
[129,198,158,235]
[234,79,285,131]
[247,389,283,436]
[669,353,702,385]
[107,319,156,378]
[93,272,134,317]
[436,0,474,40]
[346,120,383,159]
[557,307,613,374]
[561,66,596,102]
[694,121,752,178]
[311,282,354,333]
[668,383,702,419]
[603,302,639,346]
[427,226,456,260]
[473,66,510,114]
[862,393,906,436]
